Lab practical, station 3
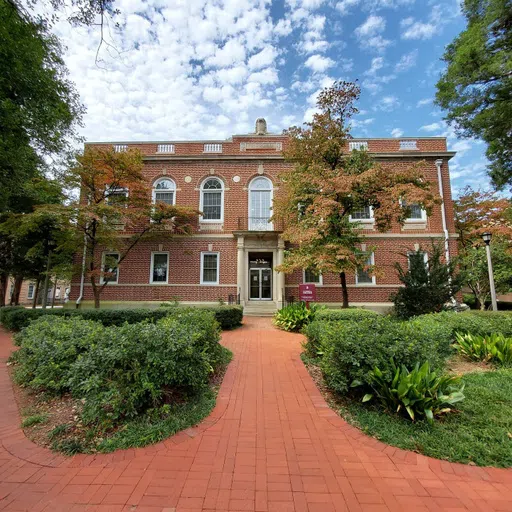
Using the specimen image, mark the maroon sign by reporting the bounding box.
[299,283,317,303]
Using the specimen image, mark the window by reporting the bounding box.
[151,252,169,284]
[350,205,373,222]
[157,144,175,153]
[107,187,128,205]
[113,144,127,152]
[249,176,273,230]
[200,178,224,221]
[349,141,368,151]
[303,269,322,285]
[204,143,222,153]
[399,140,418,150]
[201,252,219,285]
[101,252,120,284]
[408,251,429,269]
[401,200,426,221]
[356,253,375,285]
[152,178,176,205]
[27,283,35,300]
[55,287,61,298]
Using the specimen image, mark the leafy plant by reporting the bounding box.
[357,361,465,425]
[21,414,48,428]
[273,302,323,332]
[455,332,512,367]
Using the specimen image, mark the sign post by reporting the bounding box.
[299,283,317,309]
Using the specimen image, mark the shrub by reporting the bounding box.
[316,316,452,394]
[455,332,512,367]
[12,316,104,393]
[358,361,465,425]
[273,302,322,332]
[68,310,221,424]
[315,308,379,322]
[0,305,243,331]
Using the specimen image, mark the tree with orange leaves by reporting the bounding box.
[454,187,512,309]
[44,147,198,308]
[273,81,440,307]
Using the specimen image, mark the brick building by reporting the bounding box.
[69,119,457,313]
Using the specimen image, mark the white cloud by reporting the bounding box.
[417,98,432,107]
[355,15,392,52]
[274,18,293,37]
[247,47,278,70]
[420,122,443,132]
[391,128,403,137]
[374,95,400,112]
[304,54,335,72]
[335,0,360,15]
[400,17,437,40]
[365,56,385,76]
[394,49,418,72]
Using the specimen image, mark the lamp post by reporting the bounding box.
[482,232,498,311]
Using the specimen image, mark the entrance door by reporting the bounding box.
[249,268,272,300]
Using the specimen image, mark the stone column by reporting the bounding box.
[276,236,285,305]
[237,236,245,305]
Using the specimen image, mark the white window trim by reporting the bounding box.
[100,252,120,285]
[248,176,274,230]
[400,199,427,222]
[199,178,224,223]
[355,252,376,286]
[349,205,374,224]
[407,251,429,269]
[27,283,35,300]
[152,178,176,206]
[200,251,220,285]
[150,251,169,285]
[303,270,323,286]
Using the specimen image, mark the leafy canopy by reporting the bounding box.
[435,0,512,190]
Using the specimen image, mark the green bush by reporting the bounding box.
[68,311,220,424]
[356,361,465,425]
[315,308,379,322]
[315,316,452,394]
[273,302,322,332]
[455,332,512,367]
[0,305,243,331]
[12,316,104,393]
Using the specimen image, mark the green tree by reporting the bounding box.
[391,244,462,319]
[274,81,440,307]
[435,0,512,190]
[43,147,198,308]
[0,0,83,211]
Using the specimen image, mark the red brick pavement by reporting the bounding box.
[0,318,511,512]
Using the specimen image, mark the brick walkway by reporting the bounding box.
[0,318,511,512]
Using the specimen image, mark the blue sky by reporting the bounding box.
[51,0,490,196]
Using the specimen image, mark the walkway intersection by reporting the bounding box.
[0,317,511,511]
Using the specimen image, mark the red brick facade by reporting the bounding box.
[70,127,457,310]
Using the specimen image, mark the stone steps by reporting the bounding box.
[243,302,278,317]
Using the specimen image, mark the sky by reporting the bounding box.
[49,0,490,196]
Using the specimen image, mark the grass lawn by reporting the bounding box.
[335,369,512,467]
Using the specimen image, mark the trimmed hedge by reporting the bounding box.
[0,305,243,332]
[306,316,453,394]
[315,308,379,322]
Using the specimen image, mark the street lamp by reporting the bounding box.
[482,232,498,311]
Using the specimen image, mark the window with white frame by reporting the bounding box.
[201,252,219,285]
[101,252,120,284]
[107,187,128,205]
[203,143,222,153]
[249,176,273,230]
[27,283,35,300]
[407,251,429,269]
[152,178,176,205]
[356,253,375,285]
[157,144,175,153]
[151,252,169,283]
[401,199,426,221]
[200,178,223,221]
[303,268,322,285]
[113,144,127,152]
[350,205,373,222]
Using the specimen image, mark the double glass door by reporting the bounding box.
[249,268,272,300]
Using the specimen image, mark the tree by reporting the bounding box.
[454,186,512,308]
[391,244,462,319]
[43,147,198,308]
[0,0,84,212]
[435,0,512,190]
[274,81,440,307]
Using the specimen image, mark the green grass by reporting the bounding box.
[21,414,48,428]
[336,369,512,467]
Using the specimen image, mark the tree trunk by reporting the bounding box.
[339,272,349,309]
[11,275,23,306]
[32,278,41,309]
[91,276,101,309]
[41,250,52,309]
[51,276,58,308]
[0,274,7,307]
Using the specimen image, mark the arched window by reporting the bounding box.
[249,177,273,230]
[152,178,176,205]
[200,177,224,221]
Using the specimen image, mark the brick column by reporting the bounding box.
[237,235,245,305]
